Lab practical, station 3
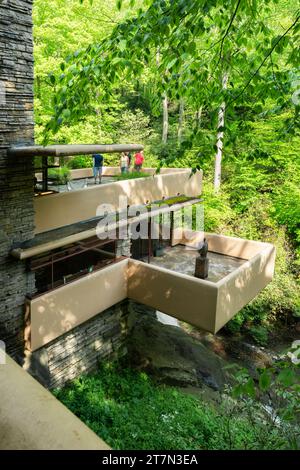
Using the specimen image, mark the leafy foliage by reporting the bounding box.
[67,155,93,169]
[48,166,71,184]
[43,0,300,147]
[116,171,150,180]
[54,361,296,450]
[231,354,300,449]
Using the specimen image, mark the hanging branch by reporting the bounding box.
[215,0,242,69]
[228,14,300,106]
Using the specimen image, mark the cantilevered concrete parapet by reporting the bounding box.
[34,168,203,234]
[0,355,109,450]
[26,233,275,352]
[129,232,276,334]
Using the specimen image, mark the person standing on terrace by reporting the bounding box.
[134,150,144,172]
[92,153,104,184]
[120,152,129,174]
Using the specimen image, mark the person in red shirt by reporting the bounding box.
[134,150,144,172]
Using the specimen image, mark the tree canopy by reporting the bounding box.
[44,0,300,146]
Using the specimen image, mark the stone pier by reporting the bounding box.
[0,0,35,358]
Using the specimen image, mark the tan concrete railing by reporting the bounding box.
[172,229,267,258]
[35,166,189,181]
[34,168,202,234]
[28,259,128,351]
[0,354,109,450]
[26,233,275,351]
[174,231,275,332]
[215,244,275,331]
[127,259,218,332]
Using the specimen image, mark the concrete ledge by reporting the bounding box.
[28,259,129,351]
[0,355,109,450]
[35,166,190,180]
[215,244,275,331]
[173,231,276,332]
[27,233,275,350]
[127,259,218,332]
[34,168,202,234]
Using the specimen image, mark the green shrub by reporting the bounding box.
[67,155,93,169]
[247,325,269,346]
[53,362,293,450]
[202,182,235,233]
[231,354,300,449]
[48,166,70,184]
[116,171,150,181]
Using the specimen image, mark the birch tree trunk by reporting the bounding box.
[197,106,203,127]
[156,48,169,144]
[162,93,169,143]
[214,73,228,192]
[178,99,184,143]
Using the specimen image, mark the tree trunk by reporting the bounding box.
[156,48,169,145]
[178,99,184,143]
[214,73,228,192]
[162,93,168,144]
[197,106,203,127]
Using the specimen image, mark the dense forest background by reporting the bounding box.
[33,0,300,343]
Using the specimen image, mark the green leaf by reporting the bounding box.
[118,40,127,52]
[166,57,177,70]
[49,74,56,85]
[62,109,71,119]
[277,368,296,387]
[259,370,272,392]
[244,378,256,398]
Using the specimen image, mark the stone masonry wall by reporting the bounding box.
[25,301,130,389]
[0,0,35,358]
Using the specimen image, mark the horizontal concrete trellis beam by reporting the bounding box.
[8,143,144,157]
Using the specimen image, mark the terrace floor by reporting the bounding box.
[144,244,246,283]
[41,176,116,193]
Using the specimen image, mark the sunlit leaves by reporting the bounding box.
[116,0,123,11]
[44,0,300,147]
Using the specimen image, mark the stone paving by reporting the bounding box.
[145,244,246,283]
[47,176,116,193]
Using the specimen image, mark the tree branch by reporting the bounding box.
[215,0,242,68]
[228,14,300,106]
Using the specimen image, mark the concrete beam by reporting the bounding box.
[8,144,144,157]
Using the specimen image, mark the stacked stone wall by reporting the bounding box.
[25,301,130,388]
[0,0,35,357]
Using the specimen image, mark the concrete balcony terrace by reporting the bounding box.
[7,162,275,353]
[35,166,192,193]
[33,166,203,234]
[25,230,275,352]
